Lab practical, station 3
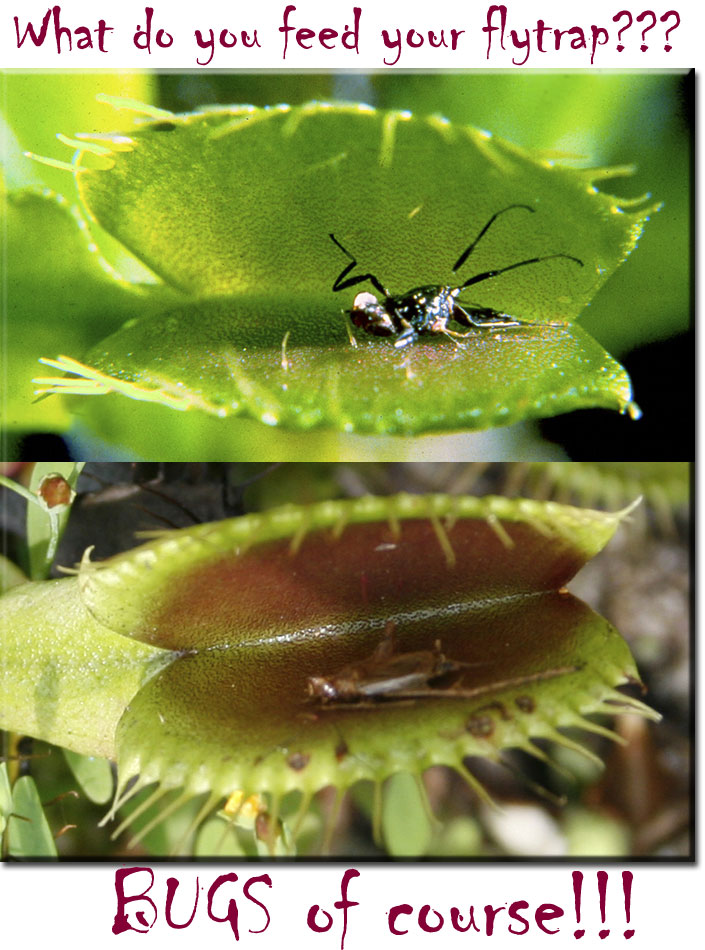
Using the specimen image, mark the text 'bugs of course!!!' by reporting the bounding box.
[330,204,584,349]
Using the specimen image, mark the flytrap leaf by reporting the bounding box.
[0,576,171,759]
[65,493,652,849]
[34,99,657,436]
[37,300,639,435]
[4,185,179,437]
[69,100,654,314]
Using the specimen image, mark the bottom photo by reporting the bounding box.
[0,462,690,860]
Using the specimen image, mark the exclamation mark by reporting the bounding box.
[597,870,609,938]
[623,870,635,939]
[572,871,584,939]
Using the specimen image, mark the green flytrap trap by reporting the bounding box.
[28,95,658,439]
[1,489,659,857]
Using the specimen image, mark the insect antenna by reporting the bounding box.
[458,253,584,292]
[329,233,389,298]
[451,204,584,292]
[452,204,535,273]
[384,665,580,704]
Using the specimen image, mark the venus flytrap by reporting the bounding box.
[0,492,657,856]
[25,98,658,444]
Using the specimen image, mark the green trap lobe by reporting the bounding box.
[74,103,655,317]
[116,593,638,801]
[61,299,638,436]
[76,495,626,651]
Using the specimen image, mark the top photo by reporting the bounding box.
[2,70,693,461]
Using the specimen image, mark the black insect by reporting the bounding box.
[330,204,584,349]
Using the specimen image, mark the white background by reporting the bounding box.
[1,862,686,946]
[1,1,699,946]
[1,1,696,68]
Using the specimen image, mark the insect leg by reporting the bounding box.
[452,204,535,273]
[436,327,471,349]
[392,318,419,349]
[454,304,523,329]
[344,314,359,348]
[373,620,398,661]
[381,664,581,701]
[329,233,389,298]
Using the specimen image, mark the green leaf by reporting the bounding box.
[382,772,434,856]
[564,806,630,857]
[26,462,84,579]
[0,555,27,594]
[372,73,689,354]
[37,300,640,436]
[76,493,632,643]
[73,495,652,835]
[8,776,57,858]
[0,763,12,837]
[3,73,157,194]
[194,815,246,857]
[111,586,644,822]
[63,750,114,805]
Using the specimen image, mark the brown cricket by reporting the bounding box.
[306,621,578,707]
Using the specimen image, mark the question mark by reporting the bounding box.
[636,11,657,51]
[661,10,680,51]
[613,10,633,51]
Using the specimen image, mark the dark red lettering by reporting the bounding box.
[165,876,199,929]
[536,903,564,935]
[207,873,240,939]
[388,904,413,935]
[112,867,157,935]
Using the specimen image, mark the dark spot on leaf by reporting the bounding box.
[38,474,72,508]
[466,714,495,738]
[515,695,535,713]
[149,122,177,132]
[255,811,271,841]
[335,739,349,761]
[287,752,311,771]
